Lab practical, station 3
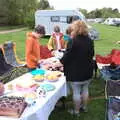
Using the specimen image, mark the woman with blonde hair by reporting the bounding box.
[60,20,94,115]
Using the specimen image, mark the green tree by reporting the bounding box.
[79,8,88,18]
[38,0,51,9]
[0,0,9,24]
[87,7,120,18]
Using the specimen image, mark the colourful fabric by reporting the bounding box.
[26,32,40,69]
[47,32,66,50]
[96,49,120,65]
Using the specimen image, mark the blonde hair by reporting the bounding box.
[71,20,88,37]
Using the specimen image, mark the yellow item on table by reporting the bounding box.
[32,75,44,82]
[24,92,37,99]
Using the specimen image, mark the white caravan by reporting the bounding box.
[104,18,120,26]
[35,10,86,35]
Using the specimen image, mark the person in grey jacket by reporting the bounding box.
[60,20,94,115]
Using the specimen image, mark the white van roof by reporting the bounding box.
[35,10,84,18]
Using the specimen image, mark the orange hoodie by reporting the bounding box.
[26,32,40,69]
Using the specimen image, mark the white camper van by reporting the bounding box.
[35,10,86,35]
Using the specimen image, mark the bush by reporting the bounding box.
[24,12,35,29]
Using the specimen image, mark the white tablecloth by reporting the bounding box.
[0,73,67,120]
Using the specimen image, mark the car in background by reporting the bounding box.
[88,28,99,40]
[104,18,120,26]
[114,20,120,26]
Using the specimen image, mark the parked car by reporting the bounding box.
[114,20,120,26]
[88,28,99,40]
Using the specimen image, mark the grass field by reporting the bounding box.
[92,23,120,55]
[0,23,120,120]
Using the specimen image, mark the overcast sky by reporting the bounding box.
[48,0,120,12]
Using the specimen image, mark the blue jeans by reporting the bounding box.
[70,80,91,109]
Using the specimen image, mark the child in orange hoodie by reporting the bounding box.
[26,25,45,71]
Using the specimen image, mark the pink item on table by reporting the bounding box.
[15,84,37,92]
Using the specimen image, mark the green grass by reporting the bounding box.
[93,23,120,55]
[0,25,25,31]
[49,98,105,120]
[0,30,49,58]
[0,24,120,120]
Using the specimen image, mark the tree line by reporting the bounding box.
[0,0,120,27]
[79,8,120,18]
[0,0,52,27]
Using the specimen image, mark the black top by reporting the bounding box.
[60,35,94,82]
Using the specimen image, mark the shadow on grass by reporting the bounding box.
[89,76,105,97]
[49,98,106,120]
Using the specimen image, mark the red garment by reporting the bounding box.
[40,45,53,59]
[96,54,112,64]
[96,49,120,65]
[111,49,120,65]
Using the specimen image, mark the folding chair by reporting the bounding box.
[1,41,26,67]
[107,97,120,120]
[105,80,120,98]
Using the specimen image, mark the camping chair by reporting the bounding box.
[105,80,120,98]
[0,47,17,83]
[1,41,26,67]
[107,97,120,120]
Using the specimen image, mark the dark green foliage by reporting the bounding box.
[79,7,120,18]
[0,0,52,26]
[38,0,51,10]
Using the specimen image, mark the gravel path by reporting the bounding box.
[0,27,27,34]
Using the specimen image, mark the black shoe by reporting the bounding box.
[80,107,88,113]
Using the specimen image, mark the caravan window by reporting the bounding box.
[51,16,60,22]
[73,16,80,21]
[67,16,73,24]
[67,16,80,24]
[60,16,67,23]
